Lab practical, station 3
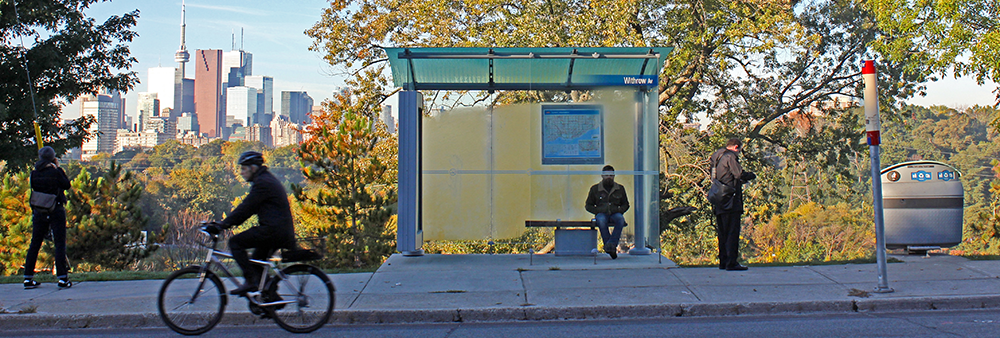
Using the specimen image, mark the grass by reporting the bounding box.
[677,257,903,268]
[0,271,174,284]
[1,266,380,284]
[958,254,1000,261]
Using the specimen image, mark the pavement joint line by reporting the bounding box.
[517,270,529,304]
[956,261,997,279]
[804,265,843,285]
[668,269,702,301]
[346,272,376,309]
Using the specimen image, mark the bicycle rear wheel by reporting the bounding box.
[268,264,335,333]
[158,266,228,335]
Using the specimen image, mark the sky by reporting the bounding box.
[60,0,344,120]
[58,1,998,122]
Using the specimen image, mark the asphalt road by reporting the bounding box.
[6,309,1000,337]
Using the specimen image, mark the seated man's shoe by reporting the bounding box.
[57,279,72,289]
[605,246,618,259]
[230,282,258,295]
[24,279,40,289]
[726,265,749,271]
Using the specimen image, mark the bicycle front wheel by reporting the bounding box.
[269,264,335,333]
[158,266,228,335]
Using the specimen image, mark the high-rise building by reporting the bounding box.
[246,124,272,147]
[244,75,273,124]
[148,67,177,113]
[79,91,123,158]
[137,92,159,131]
[145,116,175,135]
[177,112,199,134]
[381,104,395,134]
[115,129,171,153]
[270,115,303,147]
[281,91,313,125]
[195,49,223,138]
[223,49,252,88]
[227,86,257,127]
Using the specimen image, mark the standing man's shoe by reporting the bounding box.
[726,265,748,271]
[719,264,726,270]
[24,279,40,289]
[57,279,72,289]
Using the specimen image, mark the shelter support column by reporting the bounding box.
[398,90,424,256]
[629,89,654,255]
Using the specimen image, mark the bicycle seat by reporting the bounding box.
[280,248,323,262]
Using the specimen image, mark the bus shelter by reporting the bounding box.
[385,47,673,256]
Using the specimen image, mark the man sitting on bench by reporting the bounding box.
[585,165,630,259]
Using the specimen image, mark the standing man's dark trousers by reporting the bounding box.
[715,212,742,269]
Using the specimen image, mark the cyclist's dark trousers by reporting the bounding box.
[229,227,284,286]
[24,206,69,279]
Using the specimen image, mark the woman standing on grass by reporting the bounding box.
[23,146,72,290]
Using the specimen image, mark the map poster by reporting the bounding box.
[541,104,604,165]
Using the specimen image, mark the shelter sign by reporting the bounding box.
[541,104,604,165]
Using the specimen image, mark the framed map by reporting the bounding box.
[541,104,604,165]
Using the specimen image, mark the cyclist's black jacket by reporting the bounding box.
[222,166,295,243]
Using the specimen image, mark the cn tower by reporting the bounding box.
[174,0,190,77]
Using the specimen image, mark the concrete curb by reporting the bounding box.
[5,295,1000,330]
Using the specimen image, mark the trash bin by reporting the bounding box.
[881,160,963,252]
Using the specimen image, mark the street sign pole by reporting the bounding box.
[863,60,893,293]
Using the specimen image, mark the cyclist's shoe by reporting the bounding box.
[230,282,258,295]
[57,279,72,289]
[24,279,40,290]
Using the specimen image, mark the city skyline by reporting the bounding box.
[56,1,998,123]
[60,1,340,123]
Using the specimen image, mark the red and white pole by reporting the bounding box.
[863,60,893,293]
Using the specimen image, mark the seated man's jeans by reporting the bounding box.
[595,213,626,251]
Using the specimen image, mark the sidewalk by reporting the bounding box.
[3,252,1000,330]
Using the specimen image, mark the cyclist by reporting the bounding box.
[205,151,295,295]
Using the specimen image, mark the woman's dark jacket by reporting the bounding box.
[30,162,72,206]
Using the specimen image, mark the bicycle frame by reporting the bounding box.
[192,230,298,308]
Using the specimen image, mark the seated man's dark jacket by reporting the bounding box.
[222,166,295,246]
[585,181,630,215]
[30,162,71,205]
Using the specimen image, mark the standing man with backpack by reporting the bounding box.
[709,139,756,271]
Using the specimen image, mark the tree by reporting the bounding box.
[294,88,398,269]
[0,162,38,275]
[0,0,139,166]
[307,0,998,264]
[65,161,152,270]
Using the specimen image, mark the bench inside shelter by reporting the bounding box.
[526,220,602,256]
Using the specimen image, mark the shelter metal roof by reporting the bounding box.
[384,47,673,91]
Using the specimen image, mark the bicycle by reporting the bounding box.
[157,222,334,335]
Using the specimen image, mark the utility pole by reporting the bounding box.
[863,60,893,293]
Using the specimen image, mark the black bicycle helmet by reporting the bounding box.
[237,151,264,166]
